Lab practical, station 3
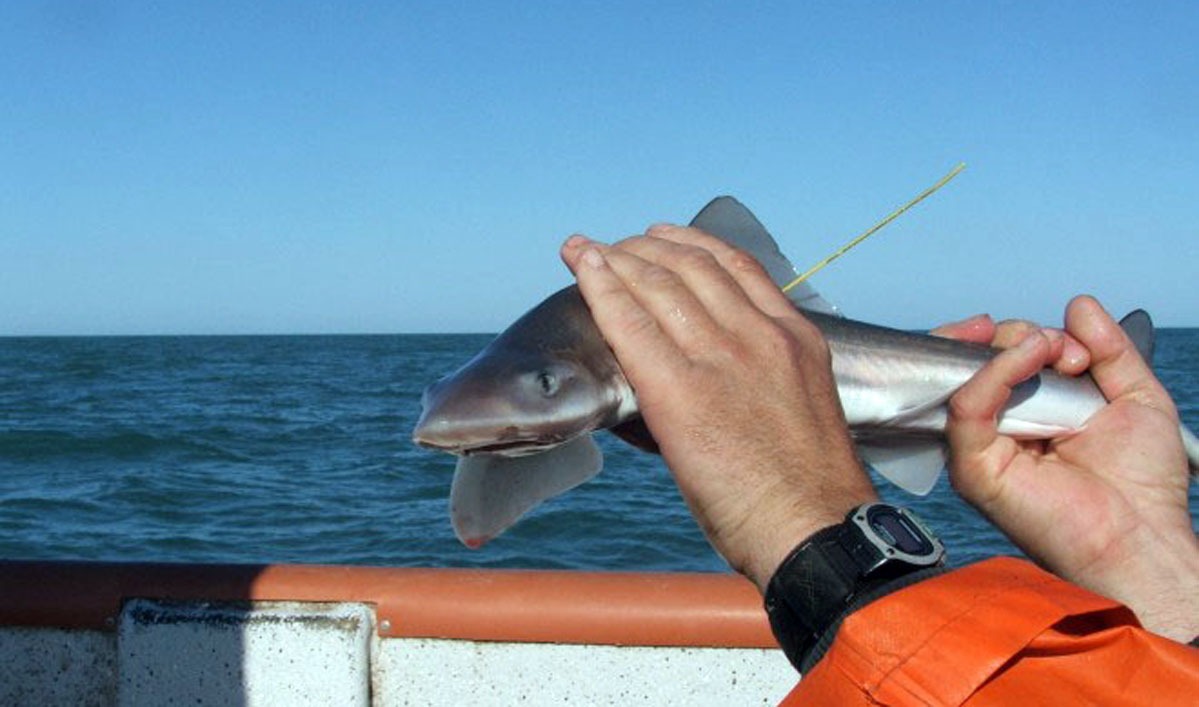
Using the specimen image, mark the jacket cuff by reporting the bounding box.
[794,565,950,672]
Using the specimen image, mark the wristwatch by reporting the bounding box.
[764,502,946,670]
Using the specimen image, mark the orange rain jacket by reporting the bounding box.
[780,557,1198,705]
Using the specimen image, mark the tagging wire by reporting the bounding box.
[781,163,966,293]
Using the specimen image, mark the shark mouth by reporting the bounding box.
[415,437,571,458]
[461,440,560,456]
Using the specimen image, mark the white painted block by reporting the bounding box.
[0,627,116,706]
[117,600,372,707]
[374,638,796,706]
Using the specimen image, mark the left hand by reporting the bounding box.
[933,300,1199,641]
[561,225,877,591]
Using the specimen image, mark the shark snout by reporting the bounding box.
[412,387,535,454]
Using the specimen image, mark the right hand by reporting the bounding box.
[934,296,1199,642]
[561,226,877,592]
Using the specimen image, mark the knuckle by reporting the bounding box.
[995,319,1038,346]
[673,247,719,273]
[726,249,766,276]
[645,223,683,239]
[781,314,830,357]
[639,263,681,289]
[947,390,981,422]
[616,234,651,251]
[763,329,804,364]
[614,305,659,341]
[750,315,829,367]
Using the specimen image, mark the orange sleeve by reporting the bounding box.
[780,557,1198,705]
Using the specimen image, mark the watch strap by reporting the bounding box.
[764,523,861,669]
[764,504,946,671]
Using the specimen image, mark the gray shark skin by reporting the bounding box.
[413,197,1199,548]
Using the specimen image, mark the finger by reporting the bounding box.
[644,224,798,321]
[992,319,1040,349]
[608,233,762,332]
[1065,296,1172,408]
[1055,333,1091,375]
[1041,328,1090,375]
[931,314,996,344]
[562,239,684,385]
[560,233,592,270]
[987,318,1090,375]
[640,224,836,364]
[947,333,1053,495]
[583,238,735,357]
[604,233,781,347]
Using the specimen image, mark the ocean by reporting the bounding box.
[1,330,1197,573]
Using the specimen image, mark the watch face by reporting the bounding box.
[866,506,934,555]
[851,503,945,569]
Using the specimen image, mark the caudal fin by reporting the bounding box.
[1118,309,1154,363]
[1117,309,1198,476]
[1181,425,1199,477]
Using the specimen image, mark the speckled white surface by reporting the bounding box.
[0,627,116,707]
[117,599,373,706]
[4,604,797,705]
[374,638,796,706]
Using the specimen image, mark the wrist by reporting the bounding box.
[763,502,947,670]
[731,487,878,593]
[1082,525,1199,642]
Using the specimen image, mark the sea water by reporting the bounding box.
[1,331,1196,572]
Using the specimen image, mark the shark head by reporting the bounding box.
[412,286,633,458]
[411,285,636,547]
[411,197,838,548]
[414,347,618,456]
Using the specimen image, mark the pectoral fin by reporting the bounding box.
[609,417,660,454]
[450,435,603,548]
[858,440,946,495]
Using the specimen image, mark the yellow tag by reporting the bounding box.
[781,163,966,293]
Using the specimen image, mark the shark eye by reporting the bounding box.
[536,370,559,397]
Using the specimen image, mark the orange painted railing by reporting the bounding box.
[0,561,777,648]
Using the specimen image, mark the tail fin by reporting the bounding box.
[1118,309,1154,363]
[1118,309,1198,476]
[1181,426,1199,477]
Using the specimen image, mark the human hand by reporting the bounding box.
[561,226,877,591]
[935,297,1199,641]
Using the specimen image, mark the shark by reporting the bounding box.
[413,197,1199,548]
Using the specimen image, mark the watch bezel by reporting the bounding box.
[848,502,945,574]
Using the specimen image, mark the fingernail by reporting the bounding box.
[581,248,606,269]
[564,234,589,249]
[1062,339,1089,368]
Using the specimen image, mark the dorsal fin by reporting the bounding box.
[1118,309,1154,363]
[689,196,842,316]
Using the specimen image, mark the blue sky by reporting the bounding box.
[3,2,1196,334]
